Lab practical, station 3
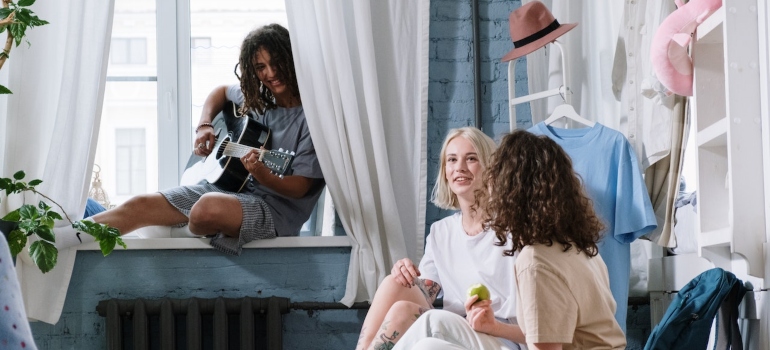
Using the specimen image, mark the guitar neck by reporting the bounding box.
[221,141,262,159]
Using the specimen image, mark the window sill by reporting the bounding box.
[74,235,352,250]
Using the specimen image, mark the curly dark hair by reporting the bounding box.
[237,23,300,115]
[481,130,604,257]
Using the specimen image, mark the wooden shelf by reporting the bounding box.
[697,117,728,147]
[698,228,731,248]
[692,1,766,278]
[697,6,724,43]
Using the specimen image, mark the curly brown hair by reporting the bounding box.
[237,23,300,115]
[481,130,604,257]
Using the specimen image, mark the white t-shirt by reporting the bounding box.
[419,212,518,320]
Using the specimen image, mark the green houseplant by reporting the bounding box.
[1,172,126,273]
[0,1,125,273]
[0,0,48,94]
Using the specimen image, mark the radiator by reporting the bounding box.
[96,296,289,350]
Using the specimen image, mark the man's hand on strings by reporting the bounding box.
[241,148,267,177]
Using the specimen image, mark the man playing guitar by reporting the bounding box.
[59,23,325,255]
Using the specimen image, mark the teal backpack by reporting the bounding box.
[645,268,747,350]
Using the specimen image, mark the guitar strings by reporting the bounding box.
[219,140,262,158]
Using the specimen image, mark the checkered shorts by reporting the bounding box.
[160,183,275,255]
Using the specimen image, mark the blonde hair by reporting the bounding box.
[431,127,497,210]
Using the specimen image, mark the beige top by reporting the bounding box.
[515,243,626,349]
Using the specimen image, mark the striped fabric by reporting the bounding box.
[160,183,275,255]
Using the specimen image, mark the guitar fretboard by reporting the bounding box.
[221,140,262,159]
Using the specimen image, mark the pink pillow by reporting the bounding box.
[650,0,722,96]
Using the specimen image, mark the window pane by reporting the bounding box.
[95,0,157,207]
[115,128,148,196]
[130,38,148,64]
[111,39,128,64]
[191,37,212,64]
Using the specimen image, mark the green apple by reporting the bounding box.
[467,283,490,301]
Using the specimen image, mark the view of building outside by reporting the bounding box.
[94,0,287,206]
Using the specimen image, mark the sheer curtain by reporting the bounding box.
[285,0,429,305]
[0,0,114,324]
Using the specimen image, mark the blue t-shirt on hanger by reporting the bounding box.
[529,122,657,334]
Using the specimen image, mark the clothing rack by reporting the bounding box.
[508,39,571,131]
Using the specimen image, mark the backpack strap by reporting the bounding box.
[714,281,747,350]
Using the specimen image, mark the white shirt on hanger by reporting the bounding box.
[611,0,680,170]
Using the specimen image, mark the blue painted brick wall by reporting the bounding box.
[426,0,528,233]
[31,248,362,349]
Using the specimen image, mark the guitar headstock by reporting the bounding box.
[261,148,296,178]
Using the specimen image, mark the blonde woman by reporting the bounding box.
[357,127,524,350]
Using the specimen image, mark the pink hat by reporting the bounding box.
[501,1,578,62]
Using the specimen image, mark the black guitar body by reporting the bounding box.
[182,101,271,193]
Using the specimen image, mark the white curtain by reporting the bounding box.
[0,0,114,324]
[285,0,429,305]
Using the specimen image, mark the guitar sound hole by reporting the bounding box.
[217,135,231,159]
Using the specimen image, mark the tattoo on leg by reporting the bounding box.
[416,279,443,304]
[373,331,399,350]
[413,306,430,320]
[427,283,441,299]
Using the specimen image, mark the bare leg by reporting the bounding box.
[367,300,431,350]
[92,192,246,238]
[90,193,189,235]
[356,275,432,350]
[187,192,243,237]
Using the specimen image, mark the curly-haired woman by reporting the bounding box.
[481,130,625,350]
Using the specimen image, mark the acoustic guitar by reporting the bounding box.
[180,101,295,193]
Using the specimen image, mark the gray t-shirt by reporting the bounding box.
[226,85,325,236]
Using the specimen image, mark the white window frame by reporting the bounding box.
[156,0,191,190]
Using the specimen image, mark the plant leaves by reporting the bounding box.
[99,237,116,256]
[18,0,36,6]
[0,8,12,18]
[35,225,55,242]
[7,229,26,258]
[28,16,47,27]
[0,177,11,190]
[18,204,38,220]
[28,179,42,186]
[10,22,26,47]
[14,8,30,25]
[46,211,62,221]
[2,209,21,222]
[18,218,37,232]
[73,220,126,256]
[0,85,12,94]
[13,170,25,180]
[37,200,51,211]
[29,240,57,273]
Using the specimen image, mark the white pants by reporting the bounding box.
[393,310,522,350]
